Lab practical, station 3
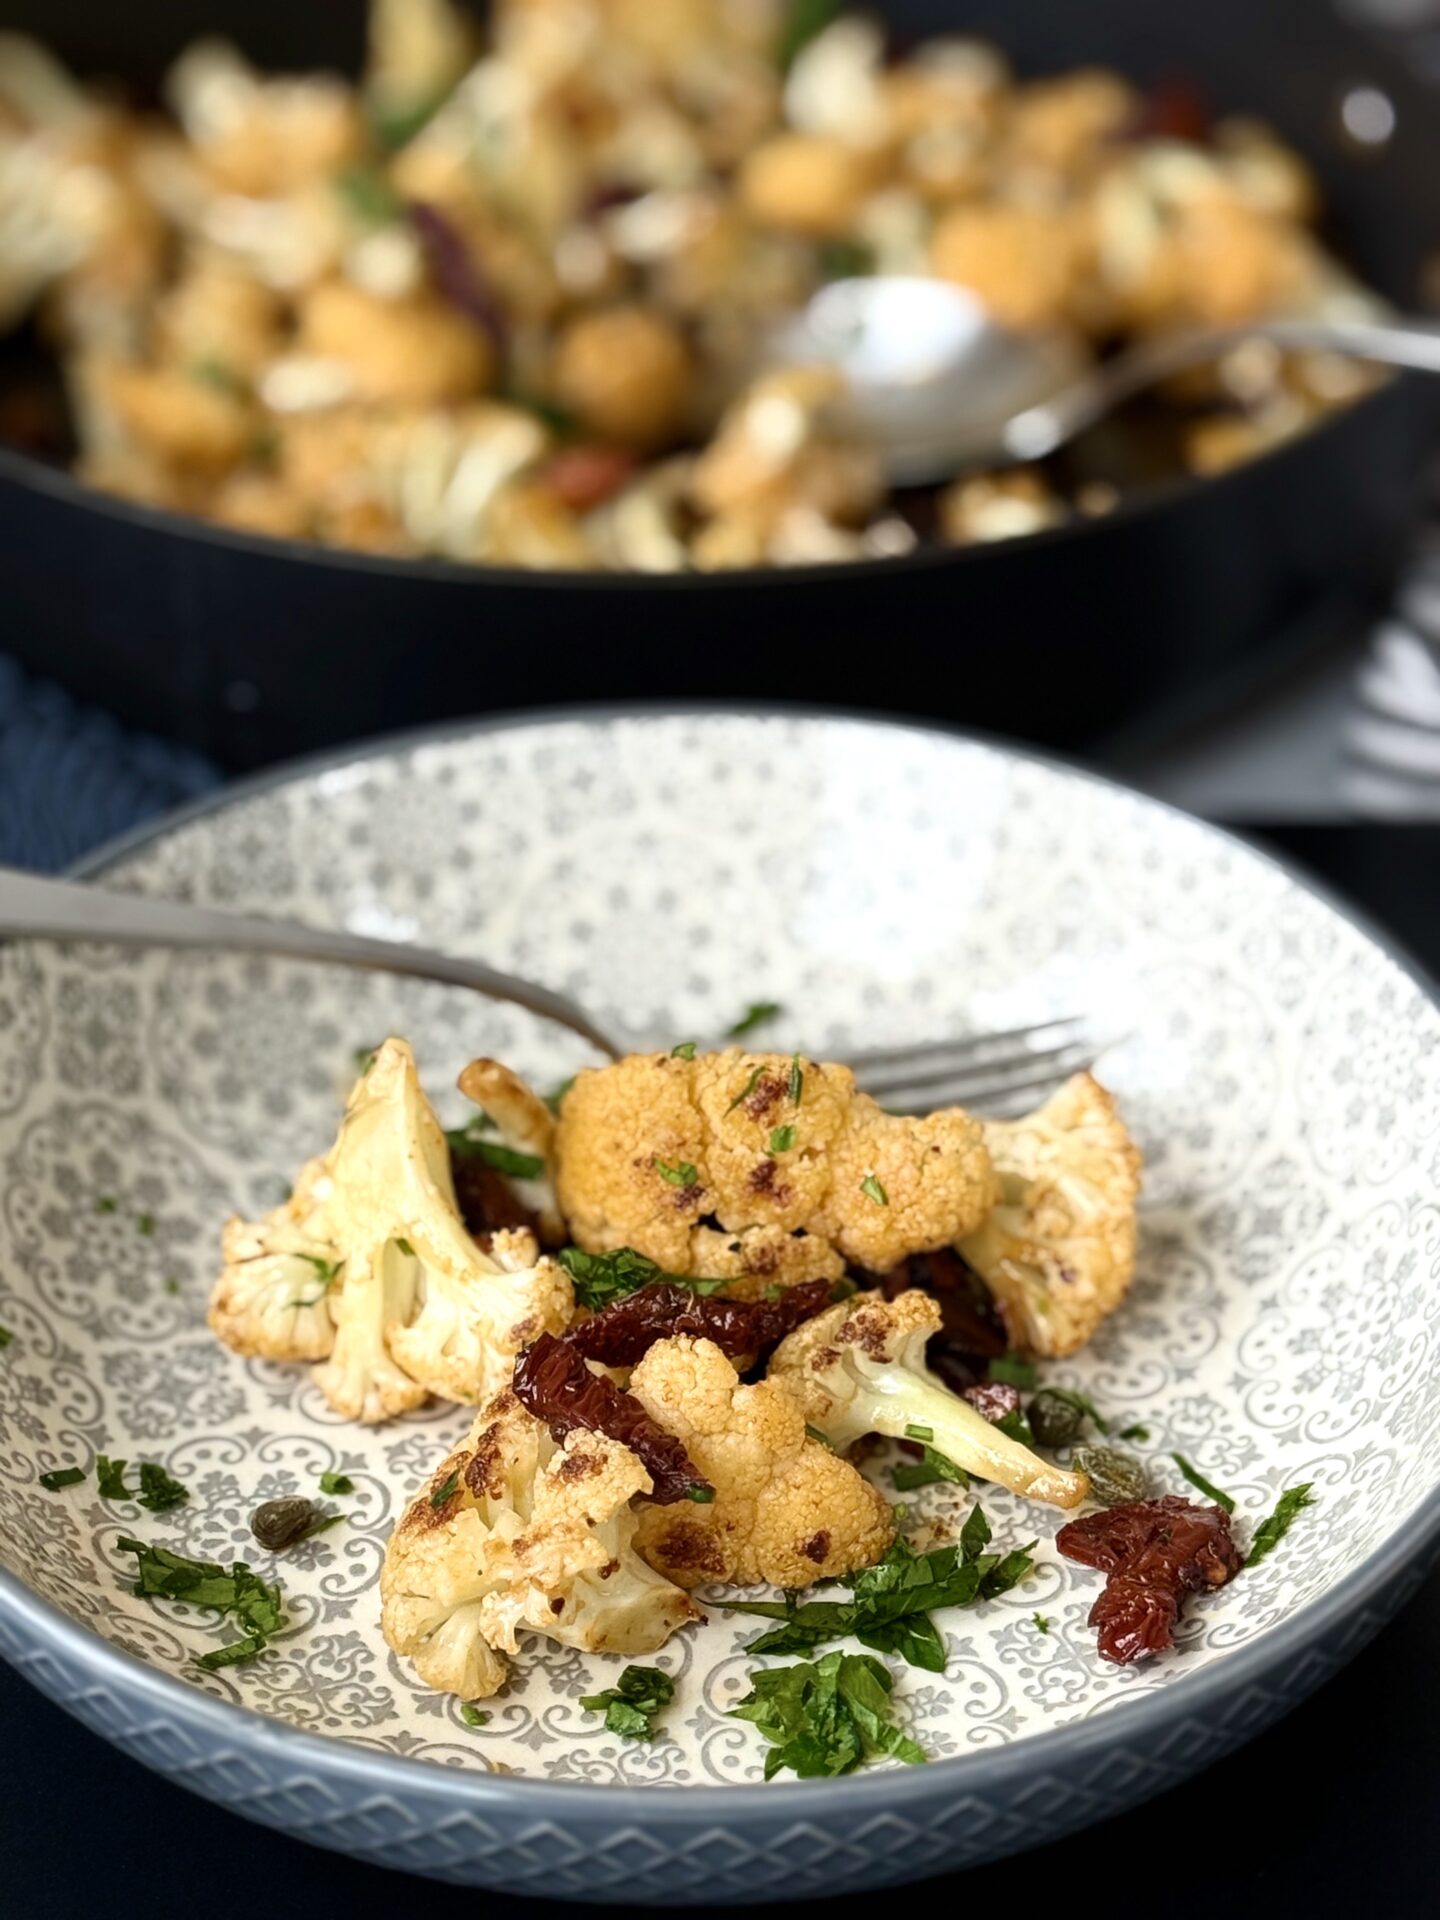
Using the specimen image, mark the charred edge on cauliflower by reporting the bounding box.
[513,1331,712,1505]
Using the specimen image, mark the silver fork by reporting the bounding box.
[0,866,1103,1111]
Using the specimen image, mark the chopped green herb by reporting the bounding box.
[788,1053,804,1105]
[725,1515,1033,1671]
[1245,1483,1315,1568]
[769,1125,797,1154]
[95,1196,118,1214]
[97,1456,130,1499]
[445,1126,546,1180]
[195,1634,270,1672]
[654,1157,699,1188]
[319,1472,354,1496]
[1172,1454,1235,1514]
[996,1408,1036,1448]
[39,1467,85,1491]
[731,1651,924,1779]
[117,1538,284,1644]
[685,1484,716,1504]
[818,237,877,281]
[728,1001,782,1039]
[557,1245,726,1311]
[987,1355,1038,1390]
[1032,1613,1052,1634]
[394,1238,416,1258]
[892,1445,970,1492]
[671,1041,697,1060]
[580,1665,675,1741]
[544,1076,575,1115]
[164,1277,181,1296]
[1118,1424,1150,1443]
[136,1212,156,1237]
[726,1065,766,1113]
[431,1470,461,1509]
[776,0,842,72]
[353,1046,379,1075]
[294,1253,342,1284]
[189,355,245,396]
[805,1424,834,1449]
[336,165,402,226]
[0,1325,12,1349]
[459,1703,491,1729]
[904,1424,933,1442]
[860,1173,888,1207]
[137,1462,190,1513]
[830,1275,858,1300]
[369,90,448,154]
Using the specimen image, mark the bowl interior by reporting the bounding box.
[0,711,1437,1786]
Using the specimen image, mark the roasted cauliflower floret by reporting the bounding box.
[211,1038,573,1423]
[629,1334,894,1589]
[769,1290,1089,1509]
[956,1072,1142,1358]
[380,1386,699,1699]
[208,1153,341,1362]
[554,1049,996,1278]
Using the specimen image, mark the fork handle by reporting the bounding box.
[0,866,622,1060]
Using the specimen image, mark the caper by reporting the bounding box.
[1028,1388,1087,1450]
[250,1495,321,1552]
[1073,1445,1148,1507]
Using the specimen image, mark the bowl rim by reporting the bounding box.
[0,373,1399,594]
[2,697,1437,1816]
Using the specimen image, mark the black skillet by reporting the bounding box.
[0,0,1436,771]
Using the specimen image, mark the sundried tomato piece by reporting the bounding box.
[882,1249,1010,1388]
[568,1278,833,1367]
[541,444,637,512]
[449,1151,539,1243]
[1057,1495,1243,1664]
[513,1332,709,1505]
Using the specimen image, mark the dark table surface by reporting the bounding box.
[3,823,1438,1918]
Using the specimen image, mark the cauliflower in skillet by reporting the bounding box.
[554,1049,996,1281]
[628,1334,894,1590]
[210,1039,572,1422]
[380,1386,700,1700]
[956,1073,1142,1358]
[769,1290,1089,1509]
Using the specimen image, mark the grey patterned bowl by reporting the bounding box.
[2,708,1439,1902]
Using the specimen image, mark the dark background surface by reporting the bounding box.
[1,823,1435,1916]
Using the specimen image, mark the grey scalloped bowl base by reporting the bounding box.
[2,709,1439,1900]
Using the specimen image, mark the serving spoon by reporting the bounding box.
[774,276,1440,484]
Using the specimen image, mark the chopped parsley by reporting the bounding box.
[671,1041,697,1060]
[726,1065,766,1112]
[164,1278,181,1296]
[0,1325,12,1349]
[731,1651,924,1779]
[996,1408,1036,1447]
[336,165,402,226]
[904,1424,934,1442]
[788,1054,804,1105]
[580,1665,674,1740]
[39,1467,85,1491]
[118,1538,284,1670]
[728,1001,782,1039]
[394,1238,416,1258]
[370,91,448,154]
[818,237,876,281]
[294,1253,342,1284]
[1172,1454,1236,1514]
[769,1125,797,1154]
[544,1077,575,1115]
[195,1635,269,1672]
[353,1046,379,1075]
[1245,1483,1316,1568]
[725,1513,1033,1672]
[654,1157,698,1188]
[892,1445,970,1492]
[136,1212,156,1237]
[460,1703,491,1729]
[319,1472,354,1496]
[1118,1424,1151,1443]
[95,1196,118,1214]
[189,355,245,395]
[987,1355,1038,1390]
[1032,1613,1053,1634]
[776,0,842,73]
[860,1173,888,1207]
[445,1124,545,1180]
[96,1456,130,1499]
[138,1463,190,1512]
[805,1424,834,1449]
[431,1470,462,1509]
[557,1245,726,1310]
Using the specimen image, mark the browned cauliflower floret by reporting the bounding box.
[628,1334,894,1589]
[380,1386,700,1700]
[770,1290,1089,1509]
[554,1049,996,1279]
[956,1073,1142,1358]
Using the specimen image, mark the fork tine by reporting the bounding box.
[854,1032,1099,1101]
[843,1014,1090,1076]
[873,1049,1099,1115]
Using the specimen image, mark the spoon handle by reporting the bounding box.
[1003,315,1440,461]
[0,865,621,1059]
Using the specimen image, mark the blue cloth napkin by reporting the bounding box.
[0,654,218,872]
